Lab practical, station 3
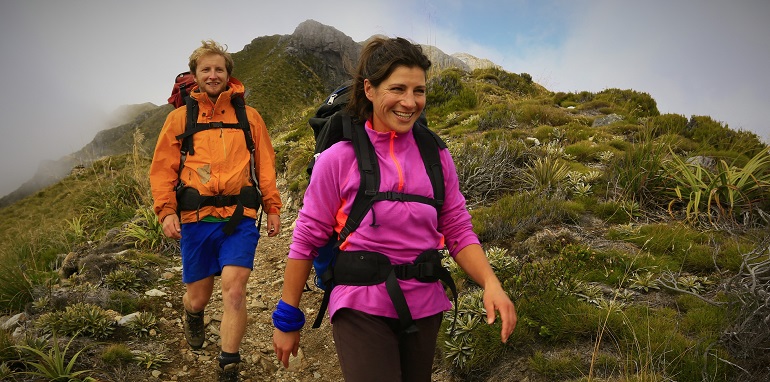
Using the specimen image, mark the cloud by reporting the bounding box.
[1,0,768,198]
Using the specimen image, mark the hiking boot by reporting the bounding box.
[219,362,240,382]
[183,309,205,350]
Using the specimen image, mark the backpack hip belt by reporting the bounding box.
[312,249,458,335]
[176,185,262,235]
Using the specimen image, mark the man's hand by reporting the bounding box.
[267,214,281,237]
[161,214,182,239]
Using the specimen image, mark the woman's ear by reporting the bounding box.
[364,79,374,101]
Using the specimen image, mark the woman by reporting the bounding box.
[273,36,516,382]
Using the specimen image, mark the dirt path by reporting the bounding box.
[158,210,344,381]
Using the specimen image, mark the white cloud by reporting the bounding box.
[1,0,768,198]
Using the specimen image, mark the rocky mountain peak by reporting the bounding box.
[452,52,501,71]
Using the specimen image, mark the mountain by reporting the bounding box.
[2,19,769,382]
[0,19,496,206]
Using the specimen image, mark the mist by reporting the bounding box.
[1,0,768,198]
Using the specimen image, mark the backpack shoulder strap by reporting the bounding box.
[412,123,446,213]
[231,95,255,153]
[337,116,379,246]
[180,96,198,156]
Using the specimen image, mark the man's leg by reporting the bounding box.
[184,276,215,313]
[182,276,215,349]
[219,265,251,353]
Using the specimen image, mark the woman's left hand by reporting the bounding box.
[483,283,517,343]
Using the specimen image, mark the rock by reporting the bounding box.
[0,312,25,330]
[592,113,624,127]
[58,251,79,279]
[117,312,140,326]
[145,288,167,297]
[288,348,305,371]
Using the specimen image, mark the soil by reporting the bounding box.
[155,210,347,381]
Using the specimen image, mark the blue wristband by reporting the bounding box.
[272,300,306,332]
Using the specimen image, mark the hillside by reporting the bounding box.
[1,19,770,382]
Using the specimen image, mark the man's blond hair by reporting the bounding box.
[188,39,234,75]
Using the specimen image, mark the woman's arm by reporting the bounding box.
[454,243,517,343]
[273,258,313,368]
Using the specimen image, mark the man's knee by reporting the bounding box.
[221,266,250,309]
[185,292,211,312]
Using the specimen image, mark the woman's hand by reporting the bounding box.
[273,328,301,368]
[482,283,517,343]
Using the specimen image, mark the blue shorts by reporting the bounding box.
[180,218,260,283]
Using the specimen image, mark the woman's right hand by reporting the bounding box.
[273,328,301,368]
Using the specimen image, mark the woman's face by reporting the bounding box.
[365,66,426,134]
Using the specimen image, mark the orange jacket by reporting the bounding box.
[150,78,282,224]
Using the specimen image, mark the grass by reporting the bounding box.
[1,41,769,381]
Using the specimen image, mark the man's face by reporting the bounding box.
[194,54,229,101]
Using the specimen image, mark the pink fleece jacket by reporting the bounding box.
[289,120,480,321]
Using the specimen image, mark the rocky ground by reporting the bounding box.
[155,211,346,381]
[153,208,465,381]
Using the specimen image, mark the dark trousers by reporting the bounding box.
[332,308,443,382]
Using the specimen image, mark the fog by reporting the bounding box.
[1,0,767,198]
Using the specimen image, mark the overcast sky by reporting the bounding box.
[1,0,768,197]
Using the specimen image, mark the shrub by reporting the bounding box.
[126,312,158,338]
[652,113,688,137]
[37,302,115,339]
[106,290,140,315]
[104,267,142,292]
[593,88,660,118]
[664,147,770,226]
[607,131,670,208]
[428,69,464,106]
[101,344,135,366]
[520,156,571,196]
[14,334,95,382]
[516,103,572,128]
[471,193,579,243]
[477,104,516,130]
[472,67,539,96]
[450,135,527,207]
[118,207,174,252]
[440,288,508,373]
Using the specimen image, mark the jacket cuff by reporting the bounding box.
[158,208,177,224]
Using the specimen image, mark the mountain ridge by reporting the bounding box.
[0,19,503,206]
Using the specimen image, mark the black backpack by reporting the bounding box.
[306,82,457,333]
[168,72,263,234]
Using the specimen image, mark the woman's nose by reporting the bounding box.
[401,92,417,108]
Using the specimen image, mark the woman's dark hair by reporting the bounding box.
[346,37,432,123]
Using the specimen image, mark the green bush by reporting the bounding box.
[607,133,670,208]
[37,303,115,339]
[428,69,464,106]
[682,115,766,155]
[593,88,660,118]
[450,135,527,207]
[14,334,95,382]
[101,344,135,366]
[477,104,516,130]
[516,103,572,128]
[471,193,579,243]
[126,312,158,338]
[105,290,140,315]
[652,113,688,136]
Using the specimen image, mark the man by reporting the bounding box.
[150,40,282,381]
